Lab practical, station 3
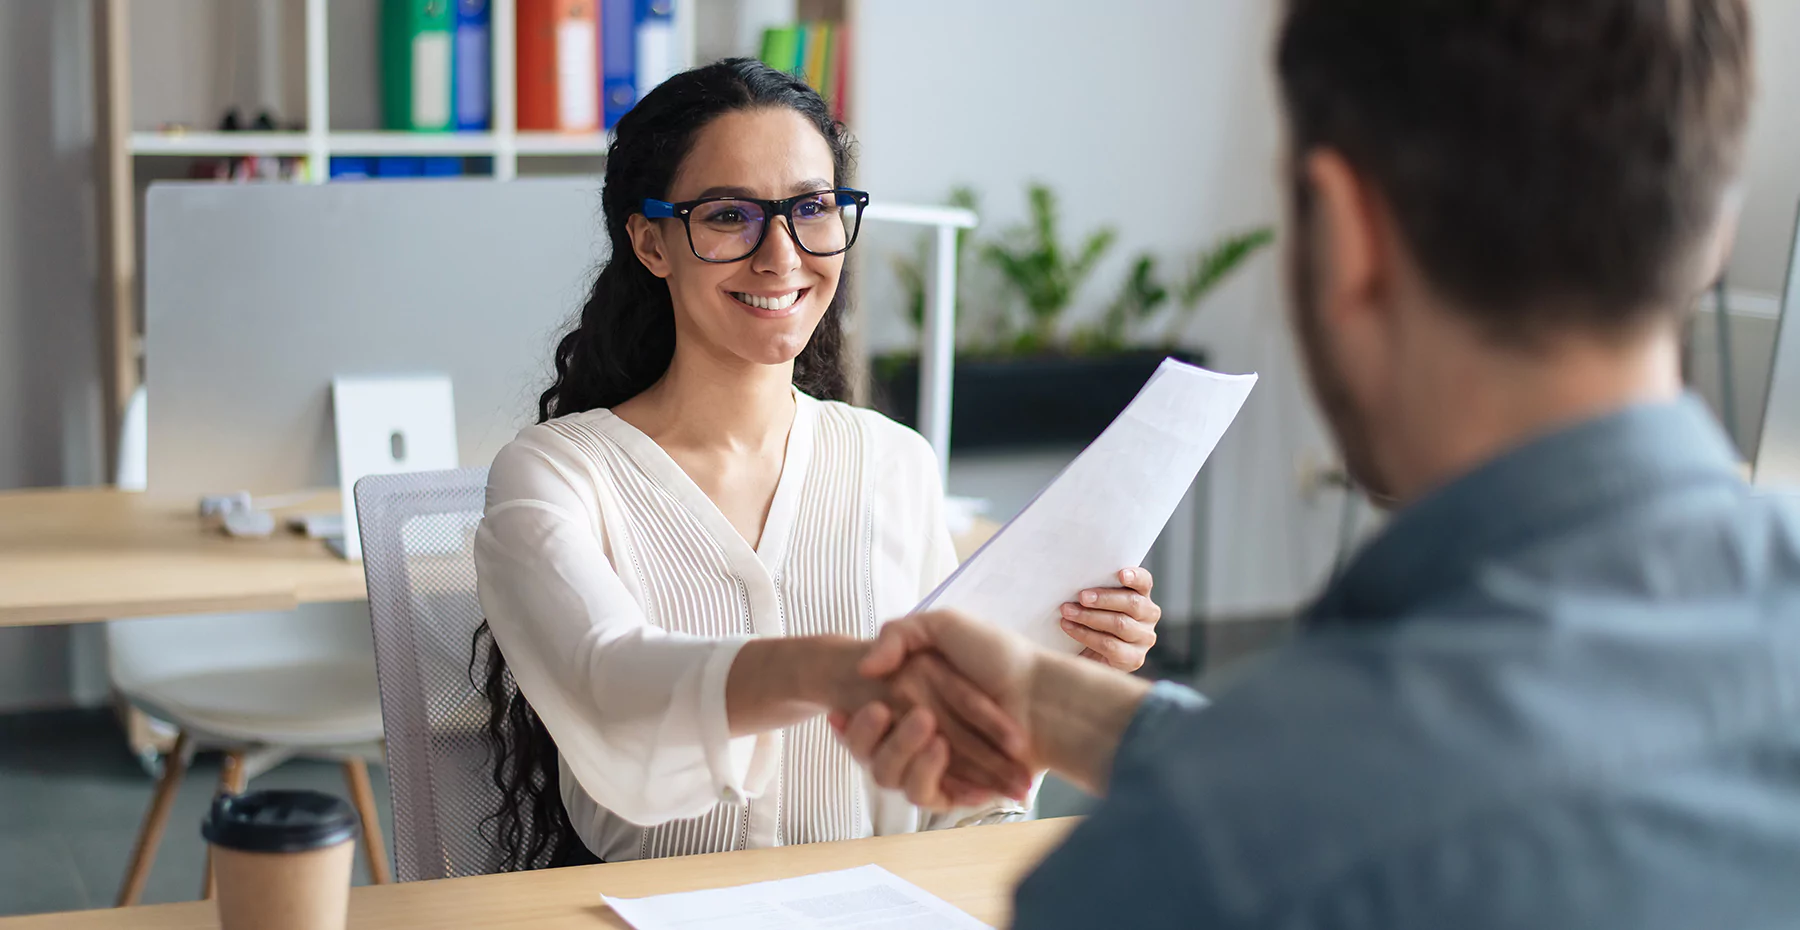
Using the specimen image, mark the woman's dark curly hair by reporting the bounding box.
[472,57,856,870]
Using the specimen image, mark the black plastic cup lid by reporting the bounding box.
[202,789,361,854]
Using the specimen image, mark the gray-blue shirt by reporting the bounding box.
[1015,397,1800,929]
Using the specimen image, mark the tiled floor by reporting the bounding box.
[0,710,395,917]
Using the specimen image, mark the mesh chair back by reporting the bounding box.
[355,467,501,881]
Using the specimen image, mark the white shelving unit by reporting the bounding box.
[127,132,309,157]
[127,131,613,159]
[124,0,622,181]
[97,0,968,475]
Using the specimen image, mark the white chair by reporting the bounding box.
[109,386,391,905]
[352,467,499,881]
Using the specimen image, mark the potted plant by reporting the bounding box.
[982,183,1118,355]
[877,184,1272,451]
[889,186,980,337]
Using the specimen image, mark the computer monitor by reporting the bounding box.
[1753,203,1800,487]
[145,178,603,497]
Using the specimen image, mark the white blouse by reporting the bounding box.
[473,392,1029,862]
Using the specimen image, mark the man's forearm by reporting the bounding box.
[1026,653,1153,795]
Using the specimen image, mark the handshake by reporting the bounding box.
[825,569,1161,811]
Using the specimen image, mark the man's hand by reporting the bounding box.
[818,635,1032,803]
[875,652,1035,802]
[831,610,1044,811]
[860,610,1041,740]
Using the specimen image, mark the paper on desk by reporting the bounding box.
[916,359,1257,654]
[602,864,991,930]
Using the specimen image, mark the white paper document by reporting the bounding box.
[602,864,992,930]
[916,359,1257,653]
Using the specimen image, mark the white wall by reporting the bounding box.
[854,0,1341,614]
[128,0,367,131]
[0,0,104,710]
[1729,0,1800,295]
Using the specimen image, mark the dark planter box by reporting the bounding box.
[873,349,1207,452]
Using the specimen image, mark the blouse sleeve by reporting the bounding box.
[473,432,780,828]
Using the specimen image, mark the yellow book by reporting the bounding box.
[804,21,831,90]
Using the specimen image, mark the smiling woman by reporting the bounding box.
[470,58,1163,873]
[618,105,859,376]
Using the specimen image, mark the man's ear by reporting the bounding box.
[1304,150,1389,327]
[627,214,674,279]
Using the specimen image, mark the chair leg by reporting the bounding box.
[116,731,195,907]
[201,750,249,901]
[342,758,391,884]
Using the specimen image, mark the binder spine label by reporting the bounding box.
[412,32,453,129]
[556,21,600,130]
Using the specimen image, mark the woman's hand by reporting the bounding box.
[1059,567,1161,672]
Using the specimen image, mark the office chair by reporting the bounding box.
[353,467,503,881]
[109,386,391,905]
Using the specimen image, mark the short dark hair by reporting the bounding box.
[1277,0,1754,335]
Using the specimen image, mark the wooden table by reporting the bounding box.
[0,818,1075,929]
[0,487,1003,629]
[0,487,366,627]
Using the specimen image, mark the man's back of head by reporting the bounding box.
[1280,0,1752,331]
[1273,0,1754,503]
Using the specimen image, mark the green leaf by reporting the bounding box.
[1098,253,1171,346]
[890,247,927,332]
[1072,228,1117,280]
[981,243,1031,289]
[948,185,980,260]
[1180,226,1275,308]
[1028,184,1058,262]
[1129,256,1170,321]
[973,182,1126,355]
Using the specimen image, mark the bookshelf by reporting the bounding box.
[94,0,981,480]
[125,131,614,158]
[93,0,702,471]
[111,0,637,176]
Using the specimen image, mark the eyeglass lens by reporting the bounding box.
[687,193,860,262]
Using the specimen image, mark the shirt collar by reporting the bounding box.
[1307,394,1743,626]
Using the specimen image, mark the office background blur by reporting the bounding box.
[0,4,1797,916]
[5,0,1797,711]
[0,9,1792,913]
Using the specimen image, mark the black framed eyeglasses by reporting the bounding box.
[641,188,870,263]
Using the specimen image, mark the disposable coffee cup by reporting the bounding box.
[201,789,360,930]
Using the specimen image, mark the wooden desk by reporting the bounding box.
[0,487,366,628]
[955,516,1001,560]
[0,488,1003,629]
[1,818,1075,929]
